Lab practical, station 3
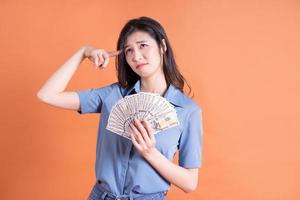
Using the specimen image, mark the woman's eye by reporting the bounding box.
[140,44,147,48]
[125,49,132,54]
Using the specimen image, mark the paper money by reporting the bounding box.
[106,92,179,140]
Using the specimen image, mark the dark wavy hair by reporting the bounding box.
[116,16,191,95]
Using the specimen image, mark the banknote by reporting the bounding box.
[106,92,179,140]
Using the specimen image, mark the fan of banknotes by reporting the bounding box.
[106,92,179,140]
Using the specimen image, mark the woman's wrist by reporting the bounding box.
[80,45,93,59]
[143,148,160,162]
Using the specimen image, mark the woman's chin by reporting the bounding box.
[136,71,152,79]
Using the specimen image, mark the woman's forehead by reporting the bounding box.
[125,31,155,47]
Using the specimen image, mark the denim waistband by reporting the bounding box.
[88,180,167,200]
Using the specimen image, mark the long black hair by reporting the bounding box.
[116,16,191,95]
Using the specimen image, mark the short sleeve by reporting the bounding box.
[76,84,116,114]
[178,107,203,168]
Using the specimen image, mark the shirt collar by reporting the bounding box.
[124,79,185,107]
[125,79,141,96]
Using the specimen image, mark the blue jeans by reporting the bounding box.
[87,180,167,200]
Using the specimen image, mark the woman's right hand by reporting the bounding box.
[83,46,121,69]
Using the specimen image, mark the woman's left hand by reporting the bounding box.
[130,118,156,158]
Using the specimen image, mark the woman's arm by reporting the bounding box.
[37,46,118,110]
[144,148,198,193]
[130,119,199,193]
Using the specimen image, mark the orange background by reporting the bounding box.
[1,0,299,199]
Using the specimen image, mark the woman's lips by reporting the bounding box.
[136,63,148,69]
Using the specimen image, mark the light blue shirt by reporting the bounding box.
[77,80,203,195]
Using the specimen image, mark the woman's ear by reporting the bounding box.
[161,39,167,53]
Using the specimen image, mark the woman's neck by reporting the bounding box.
[140,75,167,96]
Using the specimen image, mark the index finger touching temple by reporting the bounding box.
[108,50,122,57]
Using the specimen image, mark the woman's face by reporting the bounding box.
[124,31,164,79]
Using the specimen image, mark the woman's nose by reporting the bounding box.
[132,50,143,62]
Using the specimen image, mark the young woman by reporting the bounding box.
[37,16,203,200]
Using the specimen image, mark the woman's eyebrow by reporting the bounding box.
[124,40,148,49]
